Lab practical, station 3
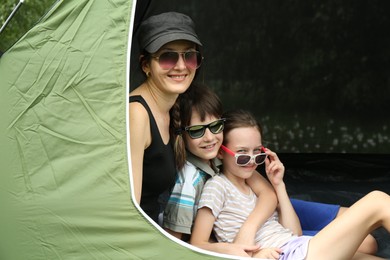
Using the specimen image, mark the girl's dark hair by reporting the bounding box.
[170,83,223,170]
[222,109,263,146]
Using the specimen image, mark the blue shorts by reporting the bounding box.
[290,199,340,236]
[279,236,312,260]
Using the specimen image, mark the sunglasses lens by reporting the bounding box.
[157,51,202,70]
[158,52,179,69]
[187,125,205,139]
[236,153,267,166]
[236,155,251,166]
[209,120,224,134]
[184,51,202,69]
[255,154,267,165]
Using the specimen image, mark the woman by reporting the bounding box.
[129,12,203,222]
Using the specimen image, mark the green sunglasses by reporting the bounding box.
[179,118,226,139]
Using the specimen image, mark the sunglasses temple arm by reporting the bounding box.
[220,145,236,156]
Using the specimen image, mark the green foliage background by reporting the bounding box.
[0,0,55,52]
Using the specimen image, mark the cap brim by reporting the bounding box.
[145,33,202,53]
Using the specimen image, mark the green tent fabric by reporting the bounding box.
[0,1,228,259]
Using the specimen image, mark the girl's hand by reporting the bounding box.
[225,243,261,257]
[252,247,283,259]
[264,148,285,188]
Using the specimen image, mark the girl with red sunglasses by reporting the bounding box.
[191,109,388,260]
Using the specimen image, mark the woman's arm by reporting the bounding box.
[190,208,260,257]
[234,171,278,245]
[265,149,302,235]
[129,102,151,204]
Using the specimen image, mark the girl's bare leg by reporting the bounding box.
[351,252,384,260]
[338,207,378,254]
[306,191,390,260]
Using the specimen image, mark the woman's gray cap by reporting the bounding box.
[138,12,202,53]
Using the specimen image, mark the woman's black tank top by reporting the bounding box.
[129,95,176,222]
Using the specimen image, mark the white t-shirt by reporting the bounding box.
[198,174,295,248]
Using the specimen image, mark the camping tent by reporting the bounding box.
[1,0,390,259]
[0,0,232,259]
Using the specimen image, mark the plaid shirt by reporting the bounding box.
[163,153,220,234]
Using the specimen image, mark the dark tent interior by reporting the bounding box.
[130,0,390,257]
